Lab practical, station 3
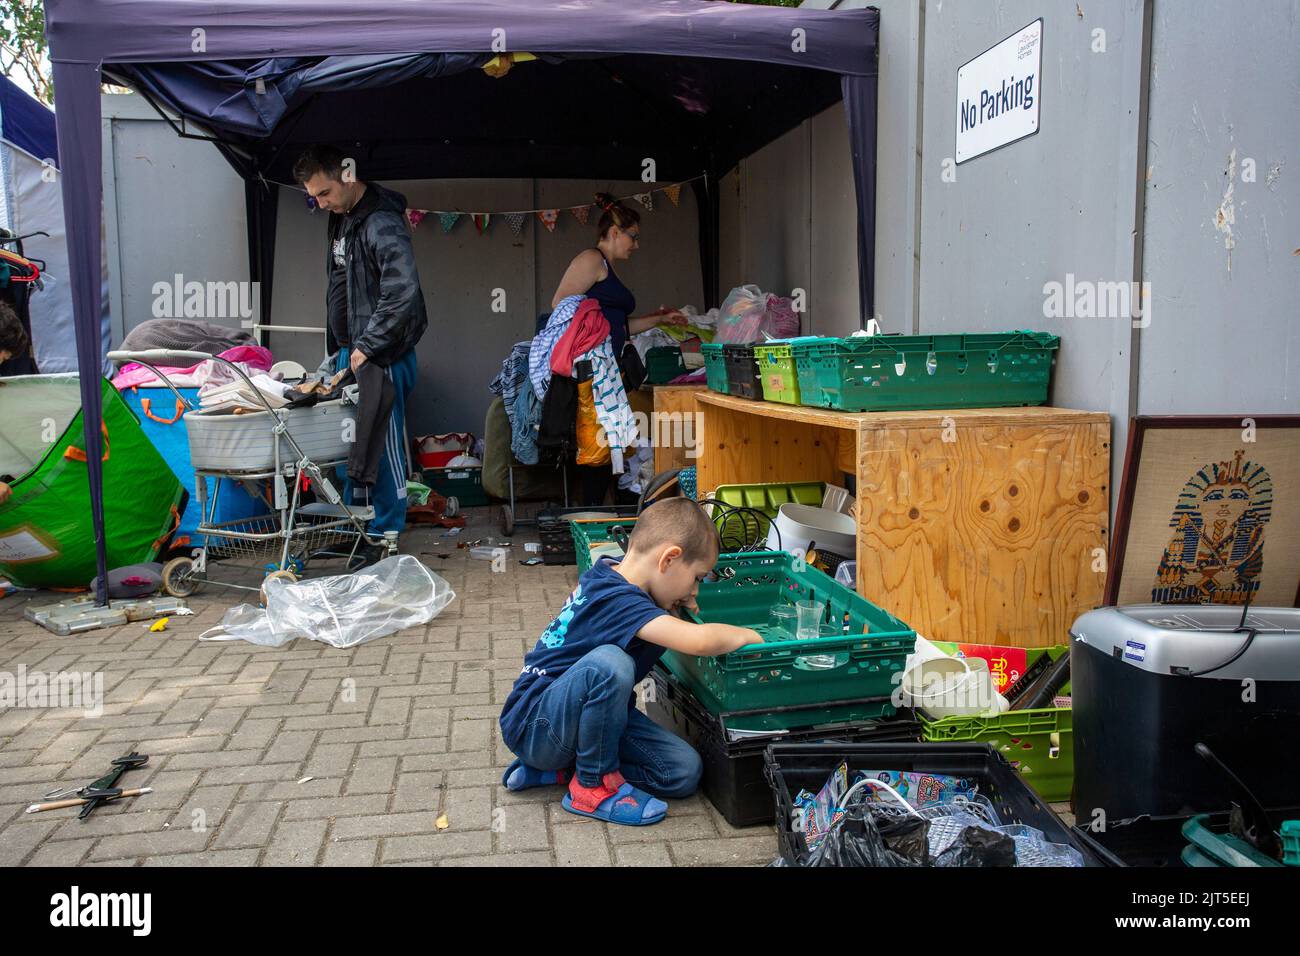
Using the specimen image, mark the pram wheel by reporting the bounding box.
[500,505,515,537]
[161,556,200,597]
[260,568,298,605]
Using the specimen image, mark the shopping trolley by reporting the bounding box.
[107,349,396,598]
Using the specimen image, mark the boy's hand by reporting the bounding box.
[729,628,763,651]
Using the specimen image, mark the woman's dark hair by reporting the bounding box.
[594,192,640,240]
[293,144,348,184]
[0,301,28,358]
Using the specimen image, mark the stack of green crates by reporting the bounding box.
[752,342,802,404]
[664,550,916,729]
[793,330,1060,412]
[701,342,729,394]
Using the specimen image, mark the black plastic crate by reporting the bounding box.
[763,742,1102,866]
[723,344,763,400]
[645,666,922,828]
[535,505,638,566]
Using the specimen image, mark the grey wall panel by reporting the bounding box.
[102,95,249,343]
[1138,0,1300,414]
[917,0,1144,427]
[533,179,702,324]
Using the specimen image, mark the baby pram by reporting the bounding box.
[107,349,395,598]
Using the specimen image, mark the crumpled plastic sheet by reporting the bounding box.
[199,555,455,648]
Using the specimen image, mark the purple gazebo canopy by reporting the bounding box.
[43,0,880,602]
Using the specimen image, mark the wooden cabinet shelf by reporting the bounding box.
[688,392,1110,648]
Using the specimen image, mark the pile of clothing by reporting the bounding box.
[490,295,638,475]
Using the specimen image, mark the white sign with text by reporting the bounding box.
[956,19,1042,164]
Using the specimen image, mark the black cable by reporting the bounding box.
[1173,588,1258,679]
[699,498,778,553]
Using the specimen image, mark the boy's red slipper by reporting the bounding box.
[561,771,667,826]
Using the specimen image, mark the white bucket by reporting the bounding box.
[900,655,1006,718]
[766,503,856,556]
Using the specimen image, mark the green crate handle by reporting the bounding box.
[699,628,912,664]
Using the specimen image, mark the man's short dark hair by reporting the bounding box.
[626,498,719,565]
[292,145,348,185]
[0,301,28,357]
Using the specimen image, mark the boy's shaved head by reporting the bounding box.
[627,498,719,565]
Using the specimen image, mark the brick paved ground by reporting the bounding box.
[0,506,778,867]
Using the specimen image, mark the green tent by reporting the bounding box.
[0,374,185,589]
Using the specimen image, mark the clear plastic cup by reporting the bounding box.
[769,604,797,638]
[795,600,824,640]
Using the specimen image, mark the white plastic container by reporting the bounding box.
[899,655,1007,718]
[766,503,856,556]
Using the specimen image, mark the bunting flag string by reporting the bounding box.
[394,173,704,240]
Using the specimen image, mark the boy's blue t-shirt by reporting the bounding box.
[500,558,669,748]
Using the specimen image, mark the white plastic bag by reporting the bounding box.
[199,555,455,648]
[713,284,801,343]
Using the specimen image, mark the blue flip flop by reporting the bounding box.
[501,758,569,791]
[562,782,668,826]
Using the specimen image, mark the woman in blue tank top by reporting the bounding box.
[549,193,687,505]
[550,192,687,357]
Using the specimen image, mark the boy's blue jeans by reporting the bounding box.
[508,645,703,795]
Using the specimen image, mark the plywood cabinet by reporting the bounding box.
[692,392,1110,648]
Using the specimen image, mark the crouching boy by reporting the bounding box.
[498,498,761,826]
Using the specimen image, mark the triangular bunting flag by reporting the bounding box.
[537,209,559,233]
[406,209,428,230]
[439,212,461,233]
[505,212,526,238]
[664,184,682,207]
[472,213,491,235]
[633,193,654,211]
[570,205,590,226]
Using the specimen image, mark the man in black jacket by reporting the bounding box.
[294,146,428,536]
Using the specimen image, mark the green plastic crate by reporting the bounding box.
[711,481,825,515]
[570,517,638,574]
[645,346,686,385]
[701,342,729,394]
[421,466,488,506]
[793,330,1060,412]
[665,551,916,718]
[753,342,802,405]
[658,652,900,729]
[920,707,1074,803]
[1283,821,1300,866]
